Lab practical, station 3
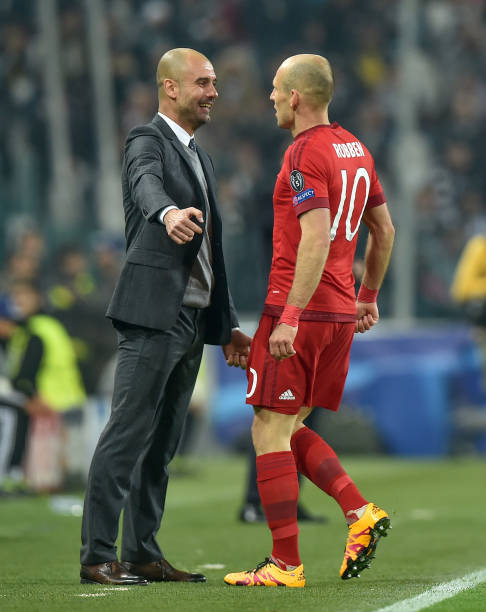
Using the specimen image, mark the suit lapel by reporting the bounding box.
[152,116,199,176]
[151,114,202,191]
[196,147,222,227]
[196,148,217,199]
[151,115,222,229]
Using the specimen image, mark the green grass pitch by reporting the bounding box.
[0,456,485,611]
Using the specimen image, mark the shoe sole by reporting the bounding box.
[341,516,391,580]
[224,580,305,588]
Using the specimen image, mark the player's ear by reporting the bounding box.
[290,89,299,110]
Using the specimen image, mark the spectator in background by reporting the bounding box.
[9,279,86,416]
[451,234,486,386]
[48,243,96,304]
[47,243,116,396]
[90,233,123,311]
[13,227,46,263]
[2,0,483,320]
[0,294,29,496]
[0,251,41,293]
[0,281,86,492]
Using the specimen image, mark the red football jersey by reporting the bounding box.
[265,122,386,319]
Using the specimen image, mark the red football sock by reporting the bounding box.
[290,427,367,516]
[256,451,301,568]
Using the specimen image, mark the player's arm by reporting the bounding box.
[269,208,330,360]
[356,203,395,334]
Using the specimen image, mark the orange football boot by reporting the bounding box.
[340,503,391,580]
[224,558,305,587]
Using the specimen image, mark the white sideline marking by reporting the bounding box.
[101,587,132,591]
[375,568,486,612]
[77,587,133,597]
[200,563,226,570]
[410,509,436,521]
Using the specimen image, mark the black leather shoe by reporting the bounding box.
[123,559,206,583]
[80,561,149,585]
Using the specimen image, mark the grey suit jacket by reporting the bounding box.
[106,115,238,345]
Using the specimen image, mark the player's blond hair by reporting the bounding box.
[280,54,334,108]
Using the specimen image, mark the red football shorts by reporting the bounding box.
[246,314,355,415]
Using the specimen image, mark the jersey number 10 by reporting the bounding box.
[330,167,370,242]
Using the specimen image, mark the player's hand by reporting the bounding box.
[164,207,203,245]
[269,323,297,360]
[355,301,379,334]
[222,329,252,369]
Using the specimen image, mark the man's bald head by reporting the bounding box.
[157,48,211,99]
[156,47,218,134]
[278,54,334,109]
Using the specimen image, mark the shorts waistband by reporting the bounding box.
[263,303,356,323]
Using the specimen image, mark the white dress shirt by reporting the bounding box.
[157,112,194,223]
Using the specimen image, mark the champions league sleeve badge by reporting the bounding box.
[289,170,305,192]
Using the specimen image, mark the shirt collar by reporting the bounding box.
[158,112,193,147]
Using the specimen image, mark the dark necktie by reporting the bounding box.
[188,138,197,152]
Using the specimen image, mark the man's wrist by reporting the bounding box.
[357,284,379,303]
[278,304,303,327]
[159,206,179,224]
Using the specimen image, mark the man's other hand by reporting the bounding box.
[355,301,379,334]
[164,207,203,245]
[269,323,297,360]
[223,329,252,369]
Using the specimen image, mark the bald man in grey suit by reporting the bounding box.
[80,48,251,586]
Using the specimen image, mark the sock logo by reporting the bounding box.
[279,389,295,400]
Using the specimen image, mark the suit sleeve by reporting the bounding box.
[125,129,179,222]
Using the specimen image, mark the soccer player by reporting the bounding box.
[224,54,395,588]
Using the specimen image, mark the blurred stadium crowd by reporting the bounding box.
[1,0,485,315]
[0,0,486,491]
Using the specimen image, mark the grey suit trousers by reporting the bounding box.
[80,306,206,565]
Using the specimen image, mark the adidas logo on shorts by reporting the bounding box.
[279,389,296,400]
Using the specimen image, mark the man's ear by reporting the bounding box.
[164,78,178,100]
[290,89,300,111]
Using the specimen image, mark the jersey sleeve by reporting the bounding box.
[288,143,330,217]
[366,164,386,208]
